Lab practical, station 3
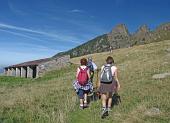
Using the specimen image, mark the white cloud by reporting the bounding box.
[0,22,81,44]
[69,9,85,13]
[0,29,46,43]
[14,42,61,52]
[0,23,58,37]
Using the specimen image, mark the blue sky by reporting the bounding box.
[0,0,170,66]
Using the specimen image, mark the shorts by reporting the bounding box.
[77,89,90,99]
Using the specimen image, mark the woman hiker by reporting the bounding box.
[73,58,93,109]
[98,56,120,118]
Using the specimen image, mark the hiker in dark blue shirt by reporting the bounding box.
[87,57,97,83]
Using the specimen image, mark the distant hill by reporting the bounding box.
[53,22,170,58]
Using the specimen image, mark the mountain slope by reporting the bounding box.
[54,22,170,58]
[53,34,109,58]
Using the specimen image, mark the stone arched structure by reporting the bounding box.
[4,55,70,78]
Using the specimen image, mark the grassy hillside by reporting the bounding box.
[0,65,77,123]
[0,40,170,123]
[70,40,170,123]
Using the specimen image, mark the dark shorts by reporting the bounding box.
[77,89,90,99]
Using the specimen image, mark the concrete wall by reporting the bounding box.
[27,66,33,78]
[7,68,12,76]
[36,66,39,78]
[11,68,16,76]
[21,67,27,78]
[16,68,21,77]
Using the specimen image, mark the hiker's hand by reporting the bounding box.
[97,81,100,89]
[117,83,120,91]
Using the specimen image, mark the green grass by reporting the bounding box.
[0,65,77,123]
[70,40,170,123]
[0,76,33,86]
[0,40,170,123]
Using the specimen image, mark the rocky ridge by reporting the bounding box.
[53,22,170,58]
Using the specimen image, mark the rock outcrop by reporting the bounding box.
[53,22,170,58]
[130,25,150,46]
[152,72,170,79]
[107,24,130,49]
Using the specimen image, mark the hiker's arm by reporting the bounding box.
[97,67,103,88]
[76,68,80,80]
[87,69,90,80]
[92,62,97,70]
[114,69,120,90]
[95,69,100,88]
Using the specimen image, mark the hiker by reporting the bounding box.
[109,46,113,53]
[87,57,97,83]
[98,56,120,118]
[73,58,93,109]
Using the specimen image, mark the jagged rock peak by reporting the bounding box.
[137,24,150,33]
[110,24,129,36]
[155,22,170,31]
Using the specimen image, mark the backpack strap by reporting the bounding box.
[79,66,82,70]
[79,66,88,71]
[85,67,88,70]
[104,64,113,67]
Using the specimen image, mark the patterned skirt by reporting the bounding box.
[98,79,117,93]
[72,80,93,93]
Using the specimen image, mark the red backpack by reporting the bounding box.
[77,67,89,86]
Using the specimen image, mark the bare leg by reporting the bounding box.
[84,93,87,103]
[108,98,112,108]
[80,99,83,106]
[101,93,107,108]
[79,89,84,107]
[101,93,108,118]
[107,92,113,111]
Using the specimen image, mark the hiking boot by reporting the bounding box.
[79,104,84,110]
[107,107,112,112]
[79,106,84,110]
[101,108,108,119]
[83,103,88,108]
[83,101,88,108]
